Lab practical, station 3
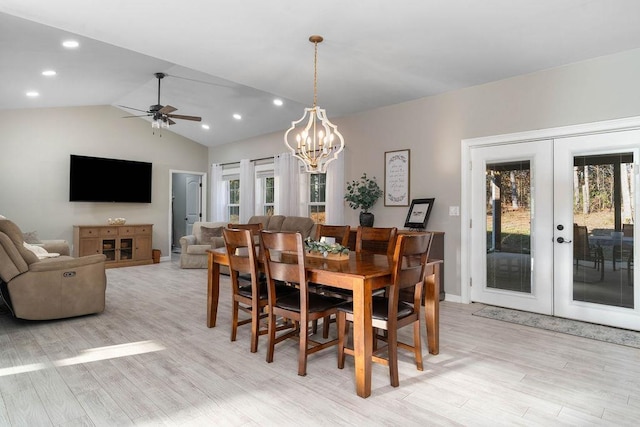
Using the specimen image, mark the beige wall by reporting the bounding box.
[0,105,209,257]
[209,47,640,298]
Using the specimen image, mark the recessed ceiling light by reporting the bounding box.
[273,99,283,106]
[201,124,210,130]
[26,91,39,97]
[233,114,242,120]
[42,70,57,76]
[62,40,79,49]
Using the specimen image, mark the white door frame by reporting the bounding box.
[168,169,207,261]
[461,116,640,304]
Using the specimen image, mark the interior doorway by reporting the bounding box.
[170,171,207,254]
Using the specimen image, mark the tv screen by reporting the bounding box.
[69,155,152,203]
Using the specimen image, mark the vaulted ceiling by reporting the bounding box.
[2,1,640,147]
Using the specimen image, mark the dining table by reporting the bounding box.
[206,247,442,398]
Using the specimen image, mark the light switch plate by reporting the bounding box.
[449,206,460,216]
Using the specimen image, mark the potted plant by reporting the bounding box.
[344,173,383,226]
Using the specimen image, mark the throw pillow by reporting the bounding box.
[200,226,223,245]
[22,231,42,244]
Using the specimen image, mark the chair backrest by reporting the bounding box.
[223,228,260,290]
[573,224,590,260]
[260,230,307,301]
[315,224,350,246]
[623,223,634,237]
[388,232,433,315]
[0,219,39,282]
[228,223,263,236]
[355,226,398,256]
[228,223,263,245]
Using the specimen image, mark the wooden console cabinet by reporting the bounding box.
[73,224,153,268]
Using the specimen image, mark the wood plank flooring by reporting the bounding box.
[1,258,639,426]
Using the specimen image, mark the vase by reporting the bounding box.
[359,212,374,227]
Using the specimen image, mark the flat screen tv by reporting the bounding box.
[69,155,152,203]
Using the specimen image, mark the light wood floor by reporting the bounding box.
[1,258,639,426]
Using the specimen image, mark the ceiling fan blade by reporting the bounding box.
[159,105,177,114]
[118,105,150,113]
[167,118,176,126]
[166,114,202,122]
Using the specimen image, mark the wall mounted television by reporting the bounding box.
[69,155,152,203]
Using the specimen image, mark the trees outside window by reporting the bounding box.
[309,173,326,223]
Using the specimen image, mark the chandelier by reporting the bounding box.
[284,35,344,173]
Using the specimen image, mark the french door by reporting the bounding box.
[469,130,640,330]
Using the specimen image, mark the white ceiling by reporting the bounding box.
[2,0,640,147]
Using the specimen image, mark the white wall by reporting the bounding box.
[209,47,640,298]
[0,105,208,257]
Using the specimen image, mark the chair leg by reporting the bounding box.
[337,312,347,369]
[311,319,318,334]
[250,305,260,353]
[413,320,423,371]
[298,323,308,376]
[230,300,239,342]
[387,327,399,387]
[266,312,276,363]
[322,315,332,339]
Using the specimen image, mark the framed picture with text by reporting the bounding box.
[404,198,435,229]
[384,149,410,206]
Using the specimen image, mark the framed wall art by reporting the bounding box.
[404,198,435,229]
[384,149,410,206]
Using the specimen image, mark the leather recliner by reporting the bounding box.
[0,219,107,320]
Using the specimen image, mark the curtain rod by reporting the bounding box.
[216,155,275,167]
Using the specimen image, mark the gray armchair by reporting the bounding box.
[0,219,106,320]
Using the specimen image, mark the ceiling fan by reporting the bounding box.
[120,72,202,127]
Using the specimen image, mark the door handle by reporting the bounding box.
[557,237,572,244]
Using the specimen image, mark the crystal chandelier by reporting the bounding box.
[284,35,344,173]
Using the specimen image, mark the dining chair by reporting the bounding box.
[337,232,433,387]
[355,226,398,256]
[222,227,294,353]
[260,230,345,376]
[309,224,351,337]
[314,224,350,246]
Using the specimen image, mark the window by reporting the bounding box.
[309,173,326,223]
[228,178,240,223]
[255,162,275,217]
[263,176,274,215]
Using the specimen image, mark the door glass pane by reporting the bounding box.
[573,153,634,308]
[486,161,532,293]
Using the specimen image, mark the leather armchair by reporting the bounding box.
[0,219,106,320]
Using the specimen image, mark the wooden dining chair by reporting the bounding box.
[337,232,433,387]
[228,222,263,242]
[314,224,350,246]
[260,230,345,376]
[355,226,398,256]
[310,224,351,337]
[222,227,294,353]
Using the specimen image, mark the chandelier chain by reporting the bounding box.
[313,39,318,108]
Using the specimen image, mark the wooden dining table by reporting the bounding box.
[206,247,442,398]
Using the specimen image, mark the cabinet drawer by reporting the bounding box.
[79,228,100,238]
[119,227,136,236]
[136,226,152,235]
[100,227,118,237]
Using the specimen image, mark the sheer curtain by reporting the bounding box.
[239,159,255,223]
[325,153,345,224]
[210,163,226,221]
[274,152,300,216]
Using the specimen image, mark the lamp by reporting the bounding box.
[284,35,344,173]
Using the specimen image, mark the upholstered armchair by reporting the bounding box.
[0,219,107,320]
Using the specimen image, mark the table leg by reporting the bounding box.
[207,252,220,328]
[351,279,373,398]
[424,262,440,355]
